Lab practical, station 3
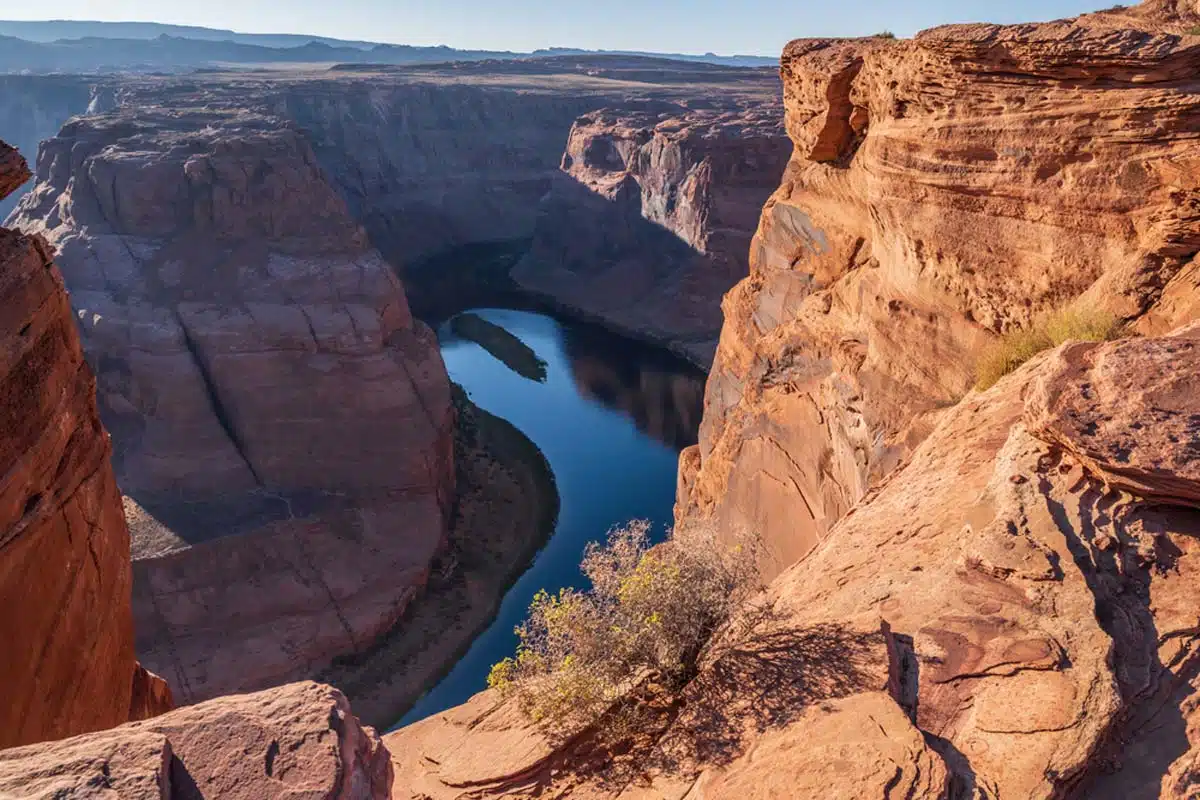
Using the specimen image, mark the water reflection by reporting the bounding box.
[562,325,706,451]
[395,308,704,726]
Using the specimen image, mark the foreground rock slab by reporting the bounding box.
[0,682,392,799]
[0,140,171,749]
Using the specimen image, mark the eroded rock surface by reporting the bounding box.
[387,324,1200,800]
[0,141,171,749]
[678,3,1200,575]
[0,681,392,799]
[513,102,790,366]
[11,106,456,704]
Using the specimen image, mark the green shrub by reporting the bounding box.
[875,30,896,39]
[974,306,1123,390]
[488,520,760,736]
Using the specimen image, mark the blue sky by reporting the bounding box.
[5,0,1119,55]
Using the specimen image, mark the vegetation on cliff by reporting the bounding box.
[488,520,759,736]
[451,312,549,382]
[974,306,1124,389]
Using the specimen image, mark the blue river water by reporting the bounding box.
[395,308,705,726]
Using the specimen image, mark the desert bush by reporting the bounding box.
[875,30,896,39]
[488,520,761,736]
[974,305,1123,390]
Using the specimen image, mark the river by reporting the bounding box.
[396,307,705,726]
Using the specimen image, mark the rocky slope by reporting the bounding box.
[0,140,172,749]
[11,104,457,705]
[0,681,393,799]
[387,323,1200,800]
[677,3,1200,575]
[514,102,791,366]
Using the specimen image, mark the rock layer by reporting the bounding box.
[0,681,392,799]
[678,5,1200,575]
[0,140,171,750]
[11,105,456,704]
[513,102,791,366]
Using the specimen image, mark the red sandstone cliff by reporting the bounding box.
[388,321,1200,800]
[0,140,172,749]
[677,3,1200,575]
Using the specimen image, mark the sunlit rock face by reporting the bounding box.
[679,2,1200,575]
[0,140,171,750]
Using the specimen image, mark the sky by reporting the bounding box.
[2,0,1120,56]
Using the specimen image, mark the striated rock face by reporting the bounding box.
[513,102,790,367]
[388,324,1200,799]
[0,140,171,750]
[0,681,392,799]
[11,107,456,704]
[678,5,1200,574]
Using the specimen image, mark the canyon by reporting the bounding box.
[0,0,1199,797]
[0,57,786,724]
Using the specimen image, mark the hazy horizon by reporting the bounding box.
[2,1,1122,57]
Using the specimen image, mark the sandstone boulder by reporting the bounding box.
[0,682,392,799]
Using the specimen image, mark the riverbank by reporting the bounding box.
[315,383,559,728]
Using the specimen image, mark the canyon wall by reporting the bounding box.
[677,3,1200,574]
[11,103,456,705]
[513,102,791,366]
[0,140,171,750]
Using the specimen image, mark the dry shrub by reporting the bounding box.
[975,305,1123,390]
[488,520,761,737]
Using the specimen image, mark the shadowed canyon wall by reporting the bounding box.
[12,104,456,705]
[514,102,791,365]
[0,76,99,220]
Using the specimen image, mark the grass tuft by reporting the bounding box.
[974,306,1123,390]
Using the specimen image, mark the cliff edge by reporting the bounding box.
[0,140,172,749]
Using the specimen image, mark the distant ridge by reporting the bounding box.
[0,20,777,73]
